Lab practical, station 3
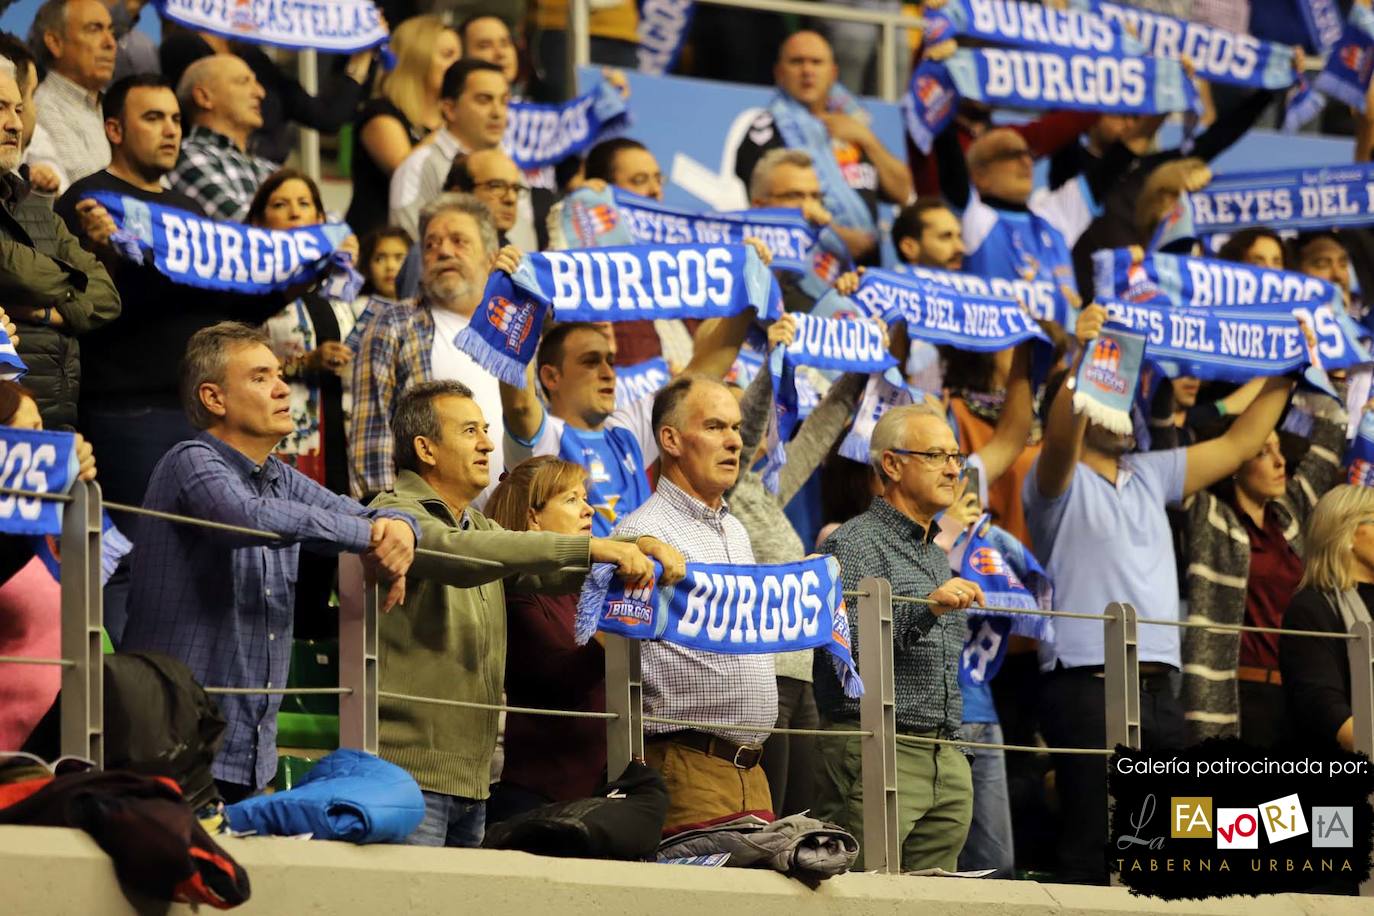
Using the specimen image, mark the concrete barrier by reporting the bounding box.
[1,826,1369,915]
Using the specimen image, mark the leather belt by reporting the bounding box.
[1237,665,1283,686]
[651,730,764,769]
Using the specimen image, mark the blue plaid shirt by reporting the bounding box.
[121,432,419,790]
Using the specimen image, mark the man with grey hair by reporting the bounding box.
[368,378,682,846]
[28,0,114,186]
[814,402,983,873]
[0,59,118,429]
[122,321,420,803]
[351,193,510,500]
[166,53,272,220]
[748,146,838,314]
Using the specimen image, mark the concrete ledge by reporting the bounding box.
[0,826,1367,915]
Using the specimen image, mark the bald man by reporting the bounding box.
[733,30,911,263]
[167,53,274,221]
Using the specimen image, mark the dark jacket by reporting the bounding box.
[0,174,120,427]
[1279,584,1374,749]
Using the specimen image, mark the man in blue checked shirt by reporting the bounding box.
[121,321,421,803]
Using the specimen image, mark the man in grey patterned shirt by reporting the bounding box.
[615,375,778,834]
[815,403,984,873]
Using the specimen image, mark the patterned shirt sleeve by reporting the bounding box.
[170,144,242,222]
[349,311,400,497]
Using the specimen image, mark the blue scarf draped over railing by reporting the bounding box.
[575,555,863,698]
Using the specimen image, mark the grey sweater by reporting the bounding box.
[728,366,867,682]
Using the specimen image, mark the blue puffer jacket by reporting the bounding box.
[225,748,424,844]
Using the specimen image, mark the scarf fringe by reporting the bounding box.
[1073,389,1134,435]
[834,655,864,699]
[574,563,617,645]
[453,325,534,388]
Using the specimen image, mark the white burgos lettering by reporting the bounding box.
[1096,1,1258,82]
[672,569,828,646]
[983,48,1146,108]
[546,248,737,314]
[0,439,57,522]
[156,211,322,286]
[969,0,1116,53]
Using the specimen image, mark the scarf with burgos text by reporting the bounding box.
[456,243,778,386]
[154,0,388,54]
[949,514,1054,688]
[762,313,894,494]
[87,191,359,295]
[505,80,630,171]
[1091,249,1339,309]
[575,555,863,698]
[926,0,1143,57]
[904,47,1199,154]
[0,427,80,536]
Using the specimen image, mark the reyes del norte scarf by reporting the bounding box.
[1187,163,1374,234]
[904,47,1199,154]
[505,80,630,171]
[0,428,79,536]
[1073,327,1146,434]
[636,0,696,75]
[87,191,354,295]
[1349,409,1374,486]
[762,313,894,494]
[457,243,778,386]
[766,86,876,234]
[154,0,388,53]
[948,514,1054,687]
[851,268,1052,351]
[575,555,864,698]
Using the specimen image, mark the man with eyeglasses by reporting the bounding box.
[1025,304,1297,884]
[814,402,984,873]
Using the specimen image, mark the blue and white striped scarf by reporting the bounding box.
[767,86,876,234]
[457,243,778,386]
[838,366,925,464]
[905,47,1200,154]
[505,80,630,171]
[575,555,863,698]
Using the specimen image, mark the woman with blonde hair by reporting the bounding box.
[346,15,461,235]
[485,456,609,822]
[1280,484,1374,751]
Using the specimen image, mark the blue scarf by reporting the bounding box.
[895,262,1063,326]
[853,268,1053,350]
[1103,297,1370,383]
[1092,249,1338,309]
[575,555,863,698]
[457,243,777,386]
[636,0,695,75]
[505,81,630,171]
[0,323,25,381]
[927,0,1142,56]
[1297,0,1346,53]
[616,356,671,409]
[763,313,895,493]
[1148,196,1199,253]
[154,0,388,53]
[766,87,876,234]
[1350,409,1374,486]
[1075,0,1298,89]
[838,366,923,464]
[31,510,131,587]
[1187,164,1374,234]
[1073,327,1146,434]
[950,514,1054,687]
[1314,3,1374,111]
[88,191,354,295]
[0,428,79,536]
[905,48,1199,154]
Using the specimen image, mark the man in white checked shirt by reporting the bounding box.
[614,375,778,833]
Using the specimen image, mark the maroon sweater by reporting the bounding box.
[501,590,608,802]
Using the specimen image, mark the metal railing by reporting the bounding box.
[9,483,1374,895]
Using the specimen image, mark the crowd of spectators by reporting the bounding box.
[2,0,1374,891]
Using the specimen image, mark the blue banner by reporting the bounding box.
[1075,0,1300,89]
[505,81,630,171]
[928,0,1141,56]
[154,0,387,53]
[0,428,78,536]
[574,555,863,698]
[1314,3,1374,111]
[457,243,777,386]
[636,0,695,75]
[1074,328,1146,434]
[1350,409,1374,486]
[615,355,671,408]
[853,268,1051,351]
[904,47,1199,153]
[1092,249,1338,309]
[1188,164,1374,233]
[87,191,354,295]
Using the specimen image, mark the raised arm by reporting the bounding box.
[501,344,545,443]
[1182,375,1295,498]
[1035,304,1106,499]
[971,342,1033,486]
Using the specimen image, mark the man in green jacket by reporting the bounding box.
[370,378,685,848]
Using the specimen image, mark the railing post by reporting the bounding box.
[1103,602,1141,751]
[295,49,321,183]
[603,634,642,778]
[1346,620,1374,897]
[878,20,898,103]
[566,0,591,101]
[857,576,900,874]
[59,479,103,767]
[337,554,378,755]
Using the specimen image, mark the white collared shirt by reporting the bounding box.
[33,72,109,187]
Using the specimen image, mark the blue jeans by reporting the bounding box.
[406,791,486,848]
[957,721,1015,878]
